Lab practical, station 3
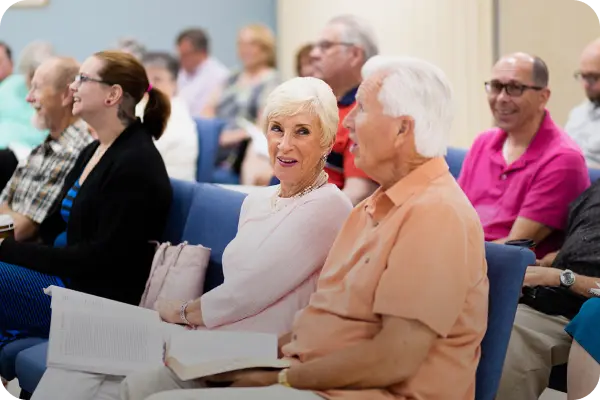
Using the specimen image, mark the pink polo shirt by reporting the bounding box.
[458,111,590,258]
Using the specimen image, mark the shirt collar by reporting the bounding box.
[338,87,358,107]
[489,110,559,166]
[585,100,600,117]
[364,157,449,221]
[46,119,88,153]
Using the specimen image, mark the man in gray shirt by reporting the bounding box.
[566,38,600,167]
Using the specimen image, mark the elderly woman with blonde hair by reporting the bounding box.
[31,76,353,400]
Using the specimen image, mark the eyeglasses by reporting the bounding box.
[574,71,600,85]
[313,41,355,52]
[484,80,544,97]
[73,74,111,86]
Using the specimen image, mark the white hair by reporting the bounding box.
[18,41,55,78]
[328,14,379,62]
[262,77,339,149]
[116,37,146,60]
[362,55,454,158]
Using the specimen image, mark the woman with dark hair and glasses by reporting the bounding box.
[0,51,172,349]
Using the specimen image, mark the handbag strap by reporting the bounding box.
[140,242,169,305]
[143,242,189,306]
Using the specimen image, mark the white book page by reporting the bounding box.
[590,282,600,296]
[168,330,278,366]
[46,286,156,319]
[46,287,164,376]
[236,118,269,158]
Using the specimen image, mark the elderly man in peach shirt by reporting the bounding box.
[122,56,490,400]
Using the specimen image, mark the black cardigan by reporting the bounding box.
[0,120,172,305]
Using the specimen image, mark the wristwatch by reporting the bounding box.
[278,368,291,387]
[560,269,576,288]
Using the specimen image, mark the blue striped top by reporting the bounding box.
[54,180,80,248]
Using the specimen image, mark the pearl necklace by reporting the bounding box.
[270,171,329,213]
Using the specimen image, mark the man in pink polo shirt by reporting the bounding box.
[458,53,590,261]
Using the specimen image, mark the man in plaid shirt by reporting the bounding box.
[0,57,92,241]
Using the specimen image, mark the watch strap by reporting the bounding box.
[278,368,291,387]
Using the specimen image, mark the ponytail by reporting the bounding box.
[142,88,171,140]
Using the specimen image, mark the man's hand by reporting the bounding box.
[535,252,558,268]
[523,266,561,287]
[206,369,279,388]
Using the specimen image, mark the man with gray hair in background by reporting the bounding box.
[117,55,488,400]
[309,14,380,205]
[0,56,92,241]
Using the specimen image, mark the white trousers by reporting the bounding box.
[32,367,122,400]
[32,366,324,400]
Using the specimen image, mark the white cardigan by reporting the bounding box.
[137,96,199,182]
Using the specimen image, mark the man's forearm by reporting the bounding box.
[287,340,404,391]
[571,274,600,298]
[0,203,13,215]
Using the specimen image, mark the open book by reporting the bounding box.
[236,117,269,158]
[45,286,289,379]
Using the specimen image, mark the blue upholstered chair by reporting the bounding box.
[10,181,247,397]
[589,168,600,183]
[476,243,534,400]
[195,118,226,183]
[445,147,467,179]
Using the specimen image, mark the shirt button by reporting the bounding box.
[500,174,507,180]
[292,334,298,340]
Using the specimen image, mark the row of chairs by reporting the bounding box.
[7,126,584,398]
[0,178,533,400]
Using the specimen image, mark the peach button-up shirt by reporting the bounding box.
[283,157,489,400]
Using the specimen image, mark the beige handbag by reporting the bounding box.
[139,241,211,310]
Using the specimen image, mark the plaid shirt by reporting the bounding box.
[0,119,93,223]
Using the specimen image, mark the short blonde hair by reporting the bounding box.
[240,24,277,68]
[262,77,339,150]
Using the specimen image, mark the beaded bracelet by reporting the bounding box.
[180,301,196,329]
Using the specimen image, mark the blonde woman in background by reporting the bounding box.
[202,24,280,181]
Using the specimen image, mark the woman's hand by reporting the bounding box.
[155,298,204,327]
[155,299,185,324]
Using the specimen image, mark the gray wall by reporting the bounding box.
[0,0,276,68]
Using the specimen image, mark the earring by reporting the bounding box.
[105,100,111,106]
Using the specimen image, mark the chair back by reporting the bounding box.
[180,184,246,292]
[589,168,600,183]
[445,147,467,179]
[476,242,534,400]
[195,118,226,183]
